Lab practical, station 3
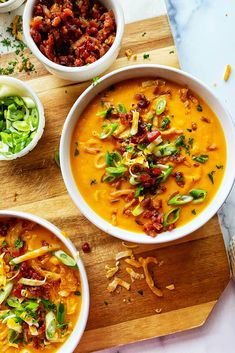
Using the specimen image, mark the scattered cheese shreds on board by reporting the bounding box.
[224,64,232,81]
[105,264,119,279]
[139,257,163,297]
[115,250,133,261]
[107,277,131,293]
[126,267,144,282]
[125,257,142,268]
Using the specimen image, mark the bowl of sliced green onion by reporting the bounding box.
[0,76,45,160]
[0,0,25,13]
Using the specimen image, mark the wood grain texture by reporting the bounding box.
[0,14,230,353]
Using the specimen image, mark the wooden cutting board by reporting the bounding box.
[0,15,230,353]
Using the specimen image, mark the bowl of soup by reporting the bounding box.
[60,64,235,244]
[0,210,89,352]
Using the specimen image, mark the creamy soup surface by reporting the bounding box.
[71,78,226,237]
[0,218,82,352]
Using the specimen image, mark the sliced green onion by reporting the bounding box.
[156,98,167,115]
[105,165,127,177]
[8,329,20,344]
[57,303,66,325]
[117,103,127,113]
[105,151,122,167]
[100,122,118,139]
[132,204,144,217]
[163,208,180,227]
[189,189,207,203]
[160,116,171,130]
[168,194,193,205]
[154,143,178,157]
[192,155,209,164]
[53,250,76,267]
[96,106,114,118]
[0,282,13,304]
[46,311,57,340]
[157,166,173,182]
[22,97,35,109]
[175,135,185,147]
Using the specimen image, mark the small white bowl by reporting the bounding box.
[23,0,124,82]
[60,64,235,244]
[0,210,90,353]
[0,0,24,13]
[0,76,45,160]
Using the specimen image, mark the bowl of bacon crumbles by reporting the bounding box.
[23,0,124,82]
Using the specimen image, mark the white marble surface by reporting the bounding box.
[1,1,235,353]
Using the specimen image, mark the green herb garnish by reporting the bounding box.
[143,53,150,59]
[92,76,100,86]
[15,239,23,249]
[193,154,208,164]
[191,209,197,215]
[90,179,97,185]
[208,171,215,184]
[197,104,203,112]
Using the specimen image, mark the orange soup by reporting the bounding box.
[0,218,82,352]
[71,78,226,237]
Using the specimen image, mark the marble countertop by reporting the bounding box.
[1,0,235,352]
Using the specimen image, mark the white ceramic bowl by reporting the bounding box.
[0,210,90,353]
[0,76,45,160]
[0,0,24,13]
[23,0,124,82]
[60,64,235,244]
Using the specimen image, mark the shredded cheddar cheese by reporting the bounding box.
[107,277,131,293]
[224,64,232,81]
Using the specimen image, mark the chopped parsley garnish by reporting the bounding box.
[191,209,197,215]
[216,164,224,169]
[142,32,146,37]
[15,238,24,249]
[147,122,152,131]
[169,50,175,54]
[197,104,203,112]
[143,53,150,59]
[208,170,216,184]
[74,291,81,296]
[175,135,185,147]
[90,179,97,185]
[92,76,100,86]
[187,128,192,132]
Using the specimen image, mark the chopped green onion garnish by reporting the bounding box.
[189,189,207,203]
[156,98,167,115]
[100,122,118,139]
[163,208,180,227]
[160,116,171,130]
[168,194,193,205]
[46,311,57,340]
[53,250,76,267]
[0,282,13,304]
[193,155,208,164]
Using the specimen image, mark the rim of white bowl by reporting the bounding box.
[60,64,235,244]
[0,76,45,160]
[23,0,124,74]
[0,0,18,7]
[0,210,90,353]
